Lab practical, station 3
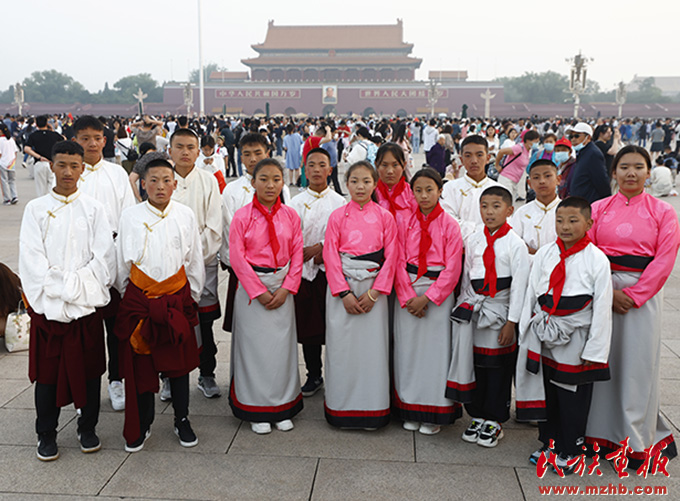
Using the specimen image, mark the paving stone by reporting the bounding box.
[311,458,524,501]
[0,378,32,407]
[0,445,127,496]
[229,418,414,462]
[100,452,316,500]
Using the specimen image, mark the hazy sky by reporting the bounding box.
[4,0,677,94]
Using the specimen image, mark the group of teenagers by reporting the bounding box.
[19,115,680,476]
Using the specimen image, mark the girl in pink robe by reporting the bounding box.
[323,161,398,429]
[229,159,304,435]
[374,142,417,228]
[586,145,680,468]
[393,168,464,435]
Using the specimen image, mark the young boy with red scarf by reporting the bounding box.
[515,196,612,474]
[446,185,529,448]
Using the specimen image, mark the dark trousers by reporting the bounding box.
[139,374,190,433]
[539,375,593,456]
[35,377,101,435]
[328,165,343,195]
[226,145,237,177]
[464,362,514,424]
[105,315,120,382]
[199,318,217,378]
[302,344,322,380]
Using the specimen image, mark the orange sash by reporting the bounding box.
[128,264,187,354]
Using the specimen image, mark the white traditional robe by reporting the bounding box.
[79,158,136,237]
[115,201,205,303]
[441,175,500,243]
[510,197,560,254]
[19,190,115,323]
[289,187,346,282]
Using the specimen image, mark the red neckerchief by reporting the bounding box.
[482,222,512,297]
[414,203,444,282]
[377,178,407,217]
[252,194,282,266]
[546,235,592,316]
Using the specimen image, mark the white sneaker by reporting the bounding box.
[418,423,441,435]
[402,420,420,431]
[108,381,125,411]
[159,377,172,402]
[251,422,272,434]
[275,419,294,432]
[477,420,504,447]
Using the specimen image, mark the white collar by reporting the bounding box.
[464,175,489,189]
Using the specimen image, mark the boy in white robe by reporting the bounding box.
[73,115,136,412]
[115,158,205,452]
[515,197,612,474]
[447,185,529,448]
[289,148,345,396]
[511,159,561,257]
[20,141,115,461]
[168,128,223,399]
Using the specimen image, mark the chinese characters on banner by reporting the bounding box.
[215,89,301,99]
[359,89,449,99]
[536,438,670,479]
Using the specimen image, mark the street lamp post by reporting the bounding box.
[426,78,443,118]
[566,51,592,120]
[615,81,627,118]
[197,0,205,117]
[13,82,24,116]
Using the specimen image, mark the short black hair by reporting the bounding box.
[201,135,215,149]
[52,140,84,159]
[139,142,156,156]
[143,158,174,178]
[480,185,512,205]
[523,130,540,143]
[460,134,488,153]
[306,147,331,162]
[529,158,558,172]
[177,116,188,127]
[73,115,104,135]
[170,127,199,146]
[410,167,443,191]
[557,196,591,219]
[36,115,48,128]
[239,132,269,151]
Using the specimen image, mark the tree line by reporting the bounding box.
[0,67,676,106]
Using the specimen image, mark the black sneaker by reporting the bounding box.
[37,432,59,461]
[77,430,101,453]
[529,444,550,465]
[461,418,484,443]
[554,452,578,475]
[301,376,324,397]
[125,429,151,453]
[174,417,198,447]
[477,420,503,447]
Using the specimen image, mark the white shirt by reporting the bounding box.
[19,190,115,322]
[441,175,500,243]
[0,137,17,169]
[290,187,347,281]
[196,152,226,179]
[519,241,612,363]
[510,197,560,253]
[650,166,673,197]
[79,158,136,236]
[463,227,530,323]
[116,201,205,303]
[220,173,291,266]
[172,166,222,266]
[422,125,438,152]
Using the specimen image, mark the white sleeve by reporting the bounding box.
[507,237,530,323]
[58,204,115,307]
[185,212,207,303]
[115,215,132,296]
[518,250,541,343]
[220,188,236,266]
[580,251,613,363]
[200,174,223,265]
[19,205,51,315]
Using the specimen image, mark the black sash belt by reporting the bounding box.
[607,254,653,271]
[538,294,593,316]
[406,263,441,278]
[252,265,280,273]
[471,277,512,295]
[351,248,385,266]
